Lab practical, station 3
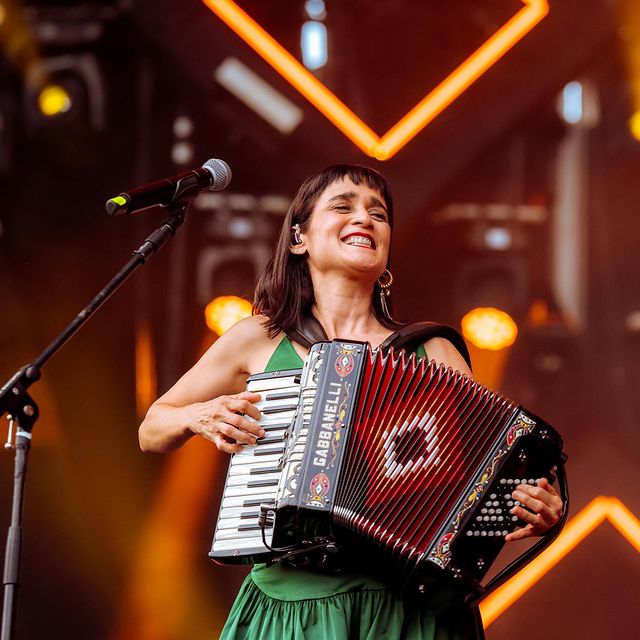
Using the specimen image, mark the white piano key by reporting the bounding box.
[225,473,281,487]
[221,495,276,509]
[235,442,285,455]
[216,516,261,530]
[255,397,299,411]
[228,453,282,467]
[216,506,261,519]
[215,527,272,541]
[247,379,299,393]
[228,460,279,476]
[224,485,280,498]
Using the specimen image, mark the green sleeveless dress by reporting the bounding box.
[220,338,484,639]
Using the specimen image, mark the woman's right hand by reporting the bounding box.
[186,391,264,454]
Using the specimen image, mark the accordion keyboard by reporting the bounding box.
[210,370,301,559]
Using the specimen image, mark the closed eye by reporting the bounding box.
[370,209,388,221]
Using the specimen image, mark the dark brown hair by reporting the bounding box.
[253,164,404,337]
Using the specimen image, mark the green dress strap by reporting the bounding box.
[265,336,427,373]
[264,335,304,372]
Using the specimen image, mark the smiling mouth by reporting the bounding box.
[342,235,376,249]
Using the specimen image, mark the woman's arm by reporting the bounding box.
[423,337,473,377]
[138,316,267,454]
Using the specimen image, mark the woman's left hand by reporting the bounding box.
[504,478,563,542]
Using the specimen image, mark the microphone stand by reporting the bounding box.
[0,181,199,640]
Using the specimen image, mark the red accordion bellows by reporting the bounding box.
[330,346,545,585]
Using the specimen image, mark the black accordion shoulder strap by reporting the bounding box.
[285,314,328,349]
[378,321,472,370]
[286,316,472,370]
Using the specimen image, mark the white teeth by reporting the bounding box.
[344,236,373,248]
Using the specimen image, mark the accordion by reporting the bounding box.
[210,340,567,597]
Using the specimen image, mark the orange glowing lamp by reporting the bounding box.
[202,0,549,159]
[461,307,518,350]
[205,295,253,335]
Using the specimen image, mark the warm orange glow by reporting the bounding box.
[480,497,640,627]
[135,322,157,420]
[630,110,640,141]
[461,307,518,350]
[465,341,512,390]
[111,440,223,639]
[202,0,549,159]
[619,1,640,139]
[528,298,549,325]
[205,295,253,335]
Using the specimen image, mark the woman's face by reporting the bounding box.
[299,176,391,281]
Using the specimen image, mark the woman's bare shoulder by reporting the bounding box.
[219,314,285,374]
[423,336,473,377]
[155,315,277,406]
[238,313,270,334]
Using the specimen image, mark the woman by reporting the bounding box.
[139,164,563,639]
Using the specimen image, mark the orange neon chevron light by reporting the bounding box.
[479,496,640,627]
[202,0,549,160]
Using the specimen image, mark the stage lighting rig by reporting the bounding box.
[19,2,121,133]
[433,201,550,349]
[192,191,289,307]
[23,52,105,131]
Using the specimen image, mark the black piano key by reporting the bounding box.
[256,436,285,446]
[242,498,266,507]
[240,511,260,519]
[254,446,285,456]
[238,523,273,532]
[262,404,298,415]
[250,466,280,475]
[261,422,289,432]
[247,479,279,488]
[265,391,300,401]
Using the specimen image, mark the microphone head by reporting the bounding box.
[202,158,232,191]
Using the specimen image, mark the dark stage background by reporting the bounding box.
[0,1,639,638]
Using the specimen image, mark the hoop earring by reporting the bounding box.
[377,269,393,318]
[291,223,303,246]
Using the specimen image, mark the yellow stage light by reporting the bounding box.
[461,307,518,350]
[202,0,549,159]
[480,496,640,627]
[629,110,640,141]
[205,295,252,335]
[37,84,72,117]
